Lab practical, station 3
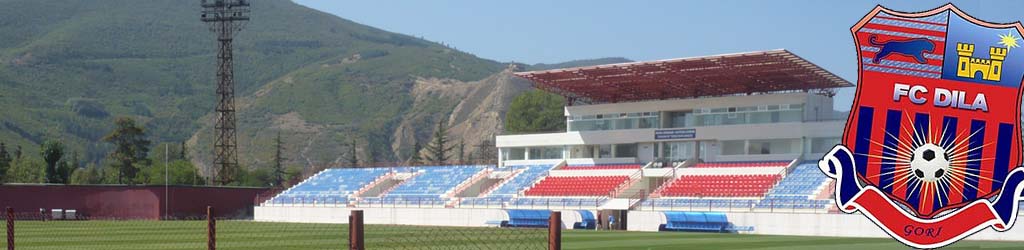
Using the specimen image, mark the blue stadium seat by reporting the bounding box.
[383,165,486,200]
[488,164,554,197]
[269,168,389,205]
[758,163,832,209]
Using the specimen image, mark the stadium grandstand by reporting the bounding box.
[258,49,849,223]
[251,49,1024,243]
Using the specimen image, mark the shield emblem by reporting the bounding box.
[845,4,1024,218]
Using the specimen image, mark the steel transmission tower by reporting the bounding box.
[201,0,249,185]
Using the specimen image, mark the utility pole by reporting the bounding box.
[201,0,250,185]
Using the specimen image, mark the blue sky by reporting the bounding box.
[293,0,1024,110]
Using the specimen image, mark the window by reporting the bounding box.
[667,111,691,128]
[811,137,842,154]
[599,145,613,158]
[614,144,638,158]
[747,139,800,155]
[663,141,696,161]
[721,140,746,155]
[568,112,659,132]
[569,145,595,158]
[528,146,562,160]
[506,148,526,160]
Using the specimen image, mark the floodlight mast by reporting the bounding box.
[200,0,249,185]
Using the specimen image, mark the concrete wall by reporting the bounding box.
[0,184,269,219]
[255,206,587,229]
[627,210,1024,241]
[496,121,844,148]
[548,169,638,177]
[676,167,786,176]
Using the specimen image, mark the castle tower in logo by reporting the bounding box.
[956,43,1007,81]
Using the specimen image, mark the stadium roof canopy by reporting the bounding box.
[514,49,852,103]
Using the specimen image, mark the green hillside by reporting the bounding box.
[0,0,504,168]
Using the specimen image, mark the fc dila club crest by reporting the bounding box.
[819,4,1024,249]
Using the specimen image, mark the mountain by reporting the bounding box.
[0,0,503,169]
[527,57,633,71]
[0,0,629,173]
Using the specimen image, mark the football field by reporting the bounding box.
[3,220,1021,249]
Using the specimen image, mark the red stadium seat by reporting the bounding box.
[657,174,782,197]
[522,176,629,196]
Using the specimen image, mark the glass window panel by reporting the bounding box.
[569,145,595,158]
[599,145,613,158]
[614,144,638,158]
[507,148,526,160]
[721,140,745,155]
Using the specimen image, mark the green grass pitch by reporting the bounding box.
[3,220,1021,249]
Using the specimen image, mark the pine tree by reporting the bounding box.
[179,141,187,161]
[40,140,65,183]
[410,141,423,164]
[103,117,151,185]
[0,142,11,181]
[272,132,286,187]
[456,139,466,165]
[476,139,497,165]
[346,138,358,167]
[423,120,454,165]
[63,151,82,184]
[14,145,22,160]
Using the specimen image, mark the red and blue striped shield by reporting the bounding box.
[820,4,1024,248]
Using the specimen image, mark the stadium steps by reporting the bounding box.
[648,167,682,198]
[516,159,565,197]
[447,168,491,198]
[371,172,421,198]
[815,180,836,200]
[612,169,647,198]
[351,171,396,198]
[475,168,525,198]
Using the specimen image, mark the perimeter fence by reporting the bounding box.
[2,207,559,250]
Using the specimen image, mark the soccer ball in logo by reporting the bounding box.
[909,143,950,182]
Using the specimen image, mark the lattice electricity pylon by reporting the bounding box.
[201,0,250,185]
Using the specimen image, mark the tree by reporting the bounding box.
[69,164,103,185]
[423,120,455,165]
[272,132,287,187]
[235,166,284,187]
[40,140,65,183]
[365,144,376,166]
[58,151,82,184]
[475,139,497,165]
[179,141,188,161]
[139,159,205,185]
[409,141,423,164]
[505,89,566,133]
[103,117,151,185]
[0,142,11,181]
[5,157,43,183]
[345,138,358,167]
[456,139,466,165]
[14,145,22,160]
